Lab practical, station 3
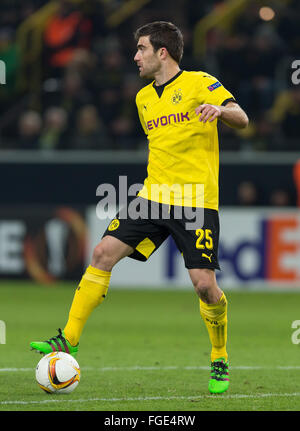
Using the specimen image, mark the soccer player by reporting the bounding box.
[30,21,249,394]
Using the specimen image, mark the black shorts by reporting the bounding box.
[102,197,220,270]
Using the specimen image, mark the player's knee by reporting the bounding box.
[91,242,115,271]
[192,271,217,300]
[193,279,211,298]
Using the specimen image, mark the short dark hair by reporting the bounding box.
[134,21,184,64]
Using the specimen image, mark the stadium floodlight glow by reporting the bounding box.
[259,6,275,21]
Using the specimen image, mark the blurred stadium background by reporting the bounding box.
[0,0,299,289]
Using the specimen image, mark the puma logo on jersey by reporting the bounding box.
[202,253,213,262]
[146,112,190,130]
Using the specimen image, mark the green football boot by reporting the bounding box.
[30,328,79,358]
[208,357,229,394]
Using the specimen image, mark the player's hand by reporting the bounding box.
[195,104,222,123]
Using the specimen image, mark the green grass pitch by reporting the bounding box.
[0,281,300,411]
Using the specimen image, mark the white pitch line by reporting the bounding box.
[84,365,300,371]
[1,392,300,406]
[0,368,34,372]
[1,365,300,373]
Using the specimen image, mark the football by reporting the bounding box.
[35,352,80,394]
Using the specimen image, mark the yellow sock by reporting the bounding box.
[199,292,228,362]
[64,265,111,346]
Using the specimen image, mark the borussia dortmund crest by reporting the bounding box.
[171,88,183,104]
[108,219,120,231]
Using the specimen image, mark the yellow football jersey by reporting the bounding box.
[136,70,235,210]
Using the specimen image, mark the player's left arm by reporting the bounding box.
[195,101,249,129]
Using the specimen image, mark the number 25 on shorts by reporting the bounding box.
[195,229,213,250]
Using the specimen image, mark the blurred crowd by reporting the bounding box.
[196,1,300,152]
[0,0,299,152]
[236,180,293,207]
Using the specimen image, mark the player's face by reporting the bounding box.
[134,36,161,79]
